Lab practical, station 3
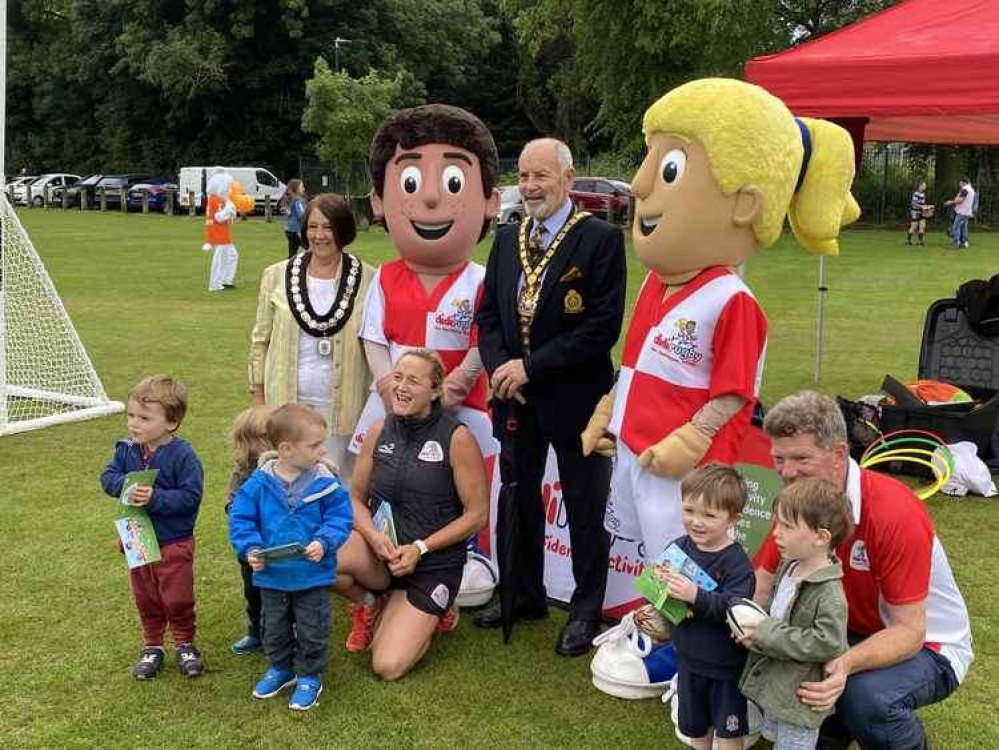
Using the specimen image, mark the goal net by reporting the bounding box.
[0,192,123,435]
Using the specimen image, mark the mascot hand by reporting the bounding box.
[441,370,471,409]
[581,394,617,457]
[201,242,212,252]
[637,422,712,479]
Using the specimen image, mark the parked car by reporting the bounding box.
[6,175,37,202]
[126,180,179,213]
[91,174,163,210]
[13,173,80,206]
[57,174,104,208]
[496,185,524,225]
[569,177,633,223]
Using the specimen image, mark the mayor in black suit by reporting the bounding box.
[474,138,626,656]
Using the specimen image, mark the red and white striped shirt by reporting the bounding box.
[609,266,767,459]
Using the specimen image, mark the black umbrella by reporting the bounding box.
[495,399,522,644]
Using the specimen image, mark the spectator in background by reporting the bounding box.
[281,179,308,258]
[944,178,976,249]
[905,180,931,247]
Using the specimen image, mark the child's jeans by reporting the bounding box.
[128,537,197,646]
[763,715,819,750]
[261,586,331,676]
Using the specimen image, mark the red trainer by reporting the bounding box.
[346,597,384,653]
[436,606,460,634]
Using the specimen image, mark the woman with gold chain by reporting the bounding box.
[249,193,374,483]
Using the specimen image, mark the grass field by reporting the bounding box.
[2,209,998,749]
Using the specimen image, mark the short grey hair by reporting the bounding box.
[523,138,574,174]
[555,141,573,172]
[762,390,847,450]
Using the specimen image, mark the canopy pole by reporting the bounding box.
[814,256,827,383]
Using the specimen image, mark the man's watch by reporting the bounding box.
[413,539,429,557]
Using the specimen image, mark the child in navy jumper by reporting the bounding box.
[100,375,205,680]
[661,463,755,750]
[229,404,352,711]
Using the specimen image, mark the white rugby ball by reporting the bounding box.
[726,598,768,638]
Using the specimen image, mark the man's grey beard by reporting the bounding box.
[523,196,557,219]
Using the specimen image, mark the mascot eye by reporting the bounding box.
[659,149,687,185]
[442,165,466,194]
[400,166,423,194]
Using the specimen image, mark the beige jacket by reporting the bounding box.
[248,257,374,435]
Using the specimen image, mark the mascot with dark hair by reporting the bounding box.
[348,104,500,456]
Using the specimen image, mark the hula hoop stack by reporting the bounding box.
[860,430,954,500]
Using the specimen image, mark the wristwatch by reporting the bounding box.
[413,539,429,557]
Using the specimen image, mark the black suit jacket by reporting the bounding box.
[477,213,626,441]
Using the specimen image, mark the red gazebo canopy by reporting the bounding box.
[745,0,999,144]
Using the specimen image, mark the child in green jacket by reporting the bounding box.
[737,478,853,750]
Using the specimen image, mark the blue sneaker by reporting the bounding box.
[232,635,262,655]
[252,667,296,699]
[288,675,323,711]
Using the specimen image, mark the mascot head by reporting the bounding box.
[369,104,500,272]
[633,78,860,280]
[206,170,233,199]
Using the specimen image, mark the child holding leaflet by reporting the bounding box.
[229,404,352,711]
[225,405,276,655]
[662,463,755,750]
[100,375,205,680]
[738,478,852,750]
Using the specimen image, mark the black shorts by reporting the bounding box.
[390,564,463,617]
[677,668,748,739]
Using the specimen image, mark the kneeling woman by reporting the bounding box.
[335,349,488,680]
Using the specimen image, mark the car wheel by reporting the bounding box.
[508,212,521,224]
[31,195,44,207]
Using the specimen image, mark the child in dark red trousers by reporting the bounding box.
[100,375,205,680]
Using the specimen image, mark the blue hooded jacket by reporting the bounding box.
[228,455,353,592]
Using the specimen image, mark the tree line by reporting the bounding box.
[6,0,895,181]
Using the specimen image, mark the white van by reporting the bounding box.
[178,166,286,211]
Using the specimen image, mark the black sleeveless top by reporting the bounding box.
[369,401,465,571]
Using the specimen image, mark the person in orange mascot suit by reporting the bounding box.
[204,170,254,292]
[581,78,860,561]
[348,104,500,459]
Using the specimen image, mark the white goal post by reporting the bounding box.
[0,194,124,435]
[1,0,123,435]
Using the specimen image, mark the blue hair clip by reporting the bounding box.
[794,118,812,193]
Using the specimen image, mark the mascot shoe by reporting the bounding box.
[456,551,498,608]
[590,612,677,699]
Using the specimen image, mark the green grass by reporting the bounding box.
[2,209,997,748]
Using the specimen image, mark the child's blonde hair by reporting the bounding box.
[128,374,188,427]
[230,405,276,471]
[266,403,327,446]
[642,78,860,255]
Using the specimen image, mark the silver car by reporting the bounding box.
[496,185,524,225]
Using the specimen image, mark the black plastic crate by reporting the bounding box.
[880,299,999,465]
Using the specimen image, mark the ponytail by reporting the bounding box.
[787,118,861,256]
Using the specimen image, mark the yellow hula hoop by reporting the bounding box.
[861,447,951,475]
[859,455,951,500]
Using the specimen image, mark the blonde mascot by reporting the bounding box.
[582,78,859,560]
[203,171,253,291]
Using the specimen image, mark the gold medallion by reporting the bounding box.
[563,289,584,314]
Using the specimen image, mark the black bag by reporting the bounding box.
[837,396,882,462]
[956,274,999,337]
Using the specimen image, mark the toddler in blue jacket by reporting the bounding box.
[229,404,352,711]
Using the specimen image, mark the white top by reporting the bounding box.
[769,562,802,621]
[297,274,337,405]
[955,184,976,217]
